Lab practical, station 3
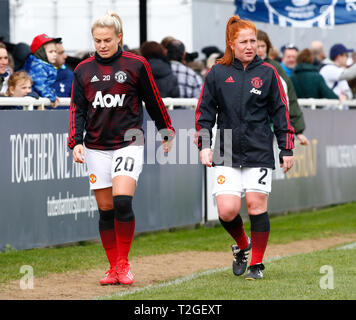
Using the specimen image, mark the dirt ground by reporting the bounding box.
[1,234,356,300]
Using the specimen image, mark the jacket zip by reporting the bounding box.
[239,67,246,168]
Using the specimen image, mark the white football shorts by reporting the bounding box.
[212,165,272,198]
[84,145,144,190]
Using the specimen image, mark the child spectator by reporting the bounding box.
[0,71,39,110]
[24,34,61,109]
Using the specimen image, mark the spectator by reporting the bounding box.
[12,42,31,71]
[187,59,205,78]
[166,39,203,99]
[310,40,327,70]
[54,41,73,99]
[269,46,281,62]
[290,49,338,100]
[53,41,74,110]
[257,30,308,145]
[201,46,223,78]
[319,43,353,101]
[24,33,62,109]
[0,71,39,110]
[206,52,221,69]
[0,43,12,95]
[280,43,298,76]
[140,41,179,98]
[161,36,175,51]
[338,51,356,82]
[344,52,356,98]
[201,46,223,62]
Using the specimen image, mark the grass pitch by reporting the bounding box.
[1,201,356,301]
[107,246,356,300]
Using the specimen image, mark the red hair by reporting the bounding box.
[217,15,257,66]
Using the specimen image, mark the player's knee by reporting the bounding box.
[218,203,240,221]
[113,195,135,222]
[218,210,238,222]
[246,194,267,215]
[98,209,115,230]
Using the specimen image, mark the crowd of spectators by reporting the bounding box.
[1,30,356,113]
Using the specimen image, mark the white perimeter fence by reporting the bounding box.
[1,97,356,110]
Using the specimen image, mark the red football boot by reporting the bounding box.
[99,266,119,285]
[117,259,134,285]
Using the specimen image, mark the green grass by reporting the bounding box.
[107,246,356,300]
[269,202,356,243]
[0,202,356,284]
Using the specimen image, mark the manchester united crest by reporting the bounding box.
[217,175,226,185]
[251,77,263,89]
[89,174,97,184]
[115,71,127,83]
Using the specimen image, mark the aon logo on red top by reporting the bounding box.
[92,91,126,108]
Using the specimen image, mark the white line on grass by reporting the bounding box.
[97,267,230,300]
[96,241,356,300]
[336,241,356,250]
[95,254,291,300]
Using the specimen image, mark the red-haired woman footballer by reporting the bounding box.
[68,11,175,285]
[195,15,295,280]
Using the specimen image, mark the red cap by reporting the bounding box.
[30,34,62,54]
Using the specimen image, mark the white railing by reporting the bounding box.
[1,97,356,110]
[297,98,356,110]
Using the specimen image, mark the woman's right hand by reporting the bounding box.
[73,144,85,163]
[200,148,213,167]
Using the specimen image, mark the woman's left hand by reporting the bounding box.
[281,156,294,173]
[162,139,173,153]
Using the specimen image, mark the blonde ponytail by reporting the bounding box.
[91,11,124,48]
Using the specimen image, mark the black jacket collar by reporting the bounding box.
[231,55,262,71]
[95,47,123,64]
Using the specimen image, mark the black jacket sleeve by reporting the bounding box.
[138,59,175,140]
[68,71,88,149]
[195,68,218,150]
[268,68,295,153]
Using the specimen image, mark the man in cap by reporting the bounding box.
[320,43,353,101]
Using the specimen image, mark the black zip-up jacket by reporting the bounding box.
[195,55,294,169]
[68,48,175,150]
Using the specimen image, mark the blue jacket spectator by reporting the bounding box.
[55,64,73,98]
[24,34,62,109]
[24,54,57,102]
[53,41,73,109]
